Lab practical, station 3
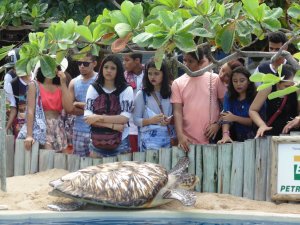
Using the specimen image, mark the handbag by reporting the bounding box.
[17,80,47,145]
[150,92,178,147]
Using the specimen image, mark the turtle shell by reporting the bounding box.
[52,161,168,207]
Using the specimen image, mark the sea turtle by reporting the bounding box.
[48,157,199,211]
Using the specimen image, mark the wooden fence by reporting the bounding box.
[3,135,278,202]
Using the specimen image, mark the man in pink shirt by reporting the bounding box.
[171,47,226,152]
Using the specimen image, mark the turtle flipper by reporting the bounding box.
[47,202,86,211]
[162,189,196,206]
[168,157,189,176]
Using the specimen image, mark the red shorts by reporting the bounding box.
[129,135,138,152]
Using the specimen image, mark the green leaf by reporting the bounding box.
[158,11,174,29]
[190,28,214,38]
[15,58,30,77]
[40,55,57,78]
[121,1,143,28]
[219,3,225,17]
[151,36,169,49]
[145,24,163,34]
[75,25,93,42]
[262,18,281,31]
[132,33,153,47]
[0,45,14,61]
[250,72,266,82]
[257,82,274,91]
[268,86,299,100]
[93,25,106,42]
[110,10,128,26]
[293,70,300,83]
[265,7,283,20]
[177,16,197,33]
[293,52,300,60]
[154,46,165,70]
[216,22,235,53]
[288,5,300,20]
[242,0,259,21]
[262,74,281,83]
[114,23,132,38]
[83,16,91,26]
[174,33,196,52]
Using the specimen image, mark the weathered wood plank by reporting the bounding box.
[133,152,146,162]
[265,136,273,202]
[0,90,6,191]
[254,137,268,201]
[80,157,93,169]
[217,143,232,194]
[146,150,159,164]
[187,145,196,175]
[230,142,244,197]
[39,149,55,171]
[92,158,103,165]
[30,142,39,174]
[159,148,172,171]
[5,135,14,177]
[202,144,218,193]
[24,146,31,175]
[243,139,256,199]
[102,156,117,164]
[67,154,80,172]
[171,146,185,171]
[54,153,67,170]
[14,139,25,176]
[117,153,132,162]
[195,145,203,192]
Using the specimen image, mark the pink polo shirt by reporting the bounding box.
[171,72,226,144]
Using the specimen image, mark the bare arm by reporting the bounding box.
[249,87,272,138]
[221,111,253,126]
[85,114,129,125]
[217,123,233,144]
[24,82,36,150]
[6,107,17,132]
[92,121,124,132]
[173,103,191,152]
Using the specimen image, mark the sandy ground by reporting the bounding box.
[0,169,300,215]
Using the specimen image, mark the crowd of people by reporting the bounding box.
[3,31,300,158]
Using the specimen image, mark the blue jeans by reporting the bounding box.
[89,136,130,158]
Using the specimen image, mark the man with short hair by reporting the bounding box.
[123,53,144,152]
[256,31,288,74]
[4,48,33,137]
[60,53,98,156]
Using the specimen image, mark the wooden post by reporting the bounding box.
[133,152,146,162]
[217,143,232,194]
[195,145,202,192]
[30,142,39,174]
[102,156,117,164]
[265,136,273,202]
[171,146,185,168]
[0,89,6,191]
[5,135,15,177]
[92,158,103,165]
[39,149,55,171]
[243,139,256,199]
[80,157,93,169]
[117,153,132,162]
[67,154,80,172]
[202,144,218,193]
[14,139,25,176]
[146,150,159,163]
[159,148,172,171]
[54,153,67,170]
[254,137,269,201]
[230,142,244,197]
[187,145,196,175]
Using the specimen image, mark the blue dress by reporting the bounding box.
[223,93,256,141]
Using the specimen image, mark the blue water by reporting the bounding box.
[1,217,299,225]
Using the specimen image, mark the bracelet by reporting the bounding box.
[223,131,230,136]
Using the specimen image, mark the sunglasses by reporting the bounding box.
[76,61,92,67]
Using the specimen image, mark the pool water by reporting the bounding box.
[0,211,299,225]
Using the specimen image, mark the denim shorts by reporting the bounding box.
[89,136,130,158]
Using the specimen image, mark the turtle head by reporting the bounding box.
[177,173,199,190]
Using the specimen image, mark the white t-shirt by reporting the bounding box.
[129,71,144,135]
[84,85,134,140]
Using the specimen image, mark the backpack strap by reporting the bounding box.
[7,69,17,79]
[11,77,20,106]
[91,82,105,95]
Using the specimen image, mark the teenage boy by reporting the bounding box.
[123,53,144,152]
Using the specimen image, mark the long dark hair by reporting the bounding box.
[143,58,171,99]
[36,68,60,85]
[95,55,127,90]
[227,66,256,101]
